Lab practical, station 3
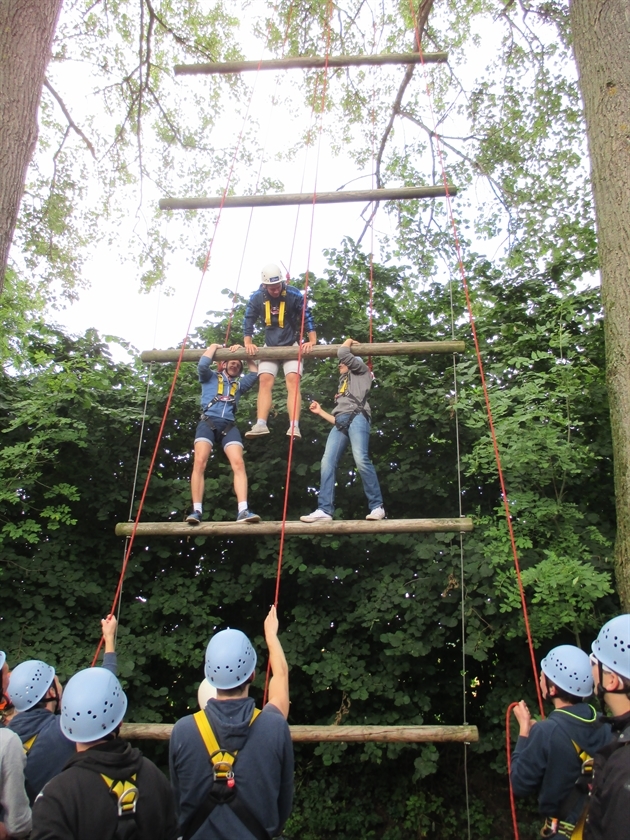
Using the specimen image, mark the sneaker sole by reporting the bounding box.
[300,517,332,523]
[245,429,270,438]
[186,519,201,525]
[241,516,261,523]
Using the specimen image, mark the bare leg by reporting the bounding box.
[225,444,247,503]
[256,373,275,421]
[285,371,301,423]
[191,440,212,504]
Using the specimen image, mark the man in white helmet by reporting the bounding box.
[510,644,612,839]
[242,263,317,440]
[170,606,293,840]
[30,667,177,840]
[584,614,630,840]
[0,651,31,839]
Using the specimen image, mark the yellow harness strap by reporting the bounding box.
[193,707,261,780]
[264,292,286,328]
[100,773,139,817]
[216,375,239,399]
[22,734,38,755]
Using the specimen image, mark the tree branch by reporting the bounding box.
[43,79,96,159]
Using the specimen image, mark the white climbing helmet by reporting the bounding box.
[0,651,5,671]
[205,628,257,690]
[197,678,218,709]
[8,660,56,711]
[261,263,284,285]
[61,667,127,743]
[592,614,630,680]
[541,645,593,697]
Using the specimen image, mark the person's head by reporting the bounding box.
[8,659,61,713]
[0,652,11,708]
[60,667,127,747]
[261,263,285,298]
[539,645,594,704]
[224,358,244,378]
[590,615,630,710]
[205,628,257,699]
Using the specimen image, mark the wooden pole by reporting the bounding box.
[140,340,465,364]
[159,185,456,212]
[120,723,478,743]
[115,518,473,538]
[175,52,449,75]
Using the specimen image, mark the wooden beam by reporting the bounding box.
[140,340,465,364]
[121,723,478,743]
[159,185,456,212]
[115,518,473,538]
[175,52,449,76]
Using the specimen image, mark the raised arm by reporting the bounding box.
[264,606,289,719]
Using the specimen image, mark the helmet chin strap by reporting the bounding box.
[596,661,629,708]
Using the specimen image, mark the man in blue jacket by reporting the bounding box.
[7,616,118,804]
[242,263,317,440]
[510,644,612,839]
[186,343,260,525]
[170,606,294,840]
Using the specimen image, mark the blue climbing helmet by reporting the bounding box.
[592,614,630,680]
[205,628,257,690]
[541,645,593,697]
[8,660,56,711]
[61,667,127,743]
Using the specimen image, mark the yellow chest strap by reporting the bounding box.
[193,707,261,781]
[22,734,38,755]
[264,293,286,328]
[216,375,239,399]
[100,773,139,816]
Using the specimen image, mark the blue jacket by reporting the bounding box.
[170,697,294,840]
[8,652,117,803]
[242,285,315,347]
[510,703,612,823]
[199,357,257,423]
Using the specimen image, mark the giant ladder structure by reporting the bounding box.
[116,44,477,748]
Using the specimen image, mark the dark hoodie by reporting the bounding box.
[30,737,177,840]
[510,703,613,824]
[584,710,630,840]
[170,697,294,840]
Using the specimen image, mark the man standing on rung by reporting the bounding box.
[301,338,385,522]
[187,343,260,525]
[243,263,317,440]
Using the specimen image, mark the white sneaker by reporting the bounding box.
[287,425,302,439]
[366,507,386,521]
[245,422,270,438]
[300,510,332,523]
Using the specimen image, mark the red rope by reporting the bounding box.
[262,0,335,705]
[406,0,544,719]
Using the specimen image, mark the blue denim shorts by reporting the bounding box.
[194,418,243,451]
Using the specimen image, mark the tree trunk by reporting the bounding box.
[0,0,63,293]
[569,0,630,611]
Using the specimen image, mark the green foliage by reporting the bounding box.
[0,245,618,837]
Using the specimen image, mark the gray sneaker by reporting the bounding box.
[286,425,301,439]
[245,422,270,438]
[300,510,332,523]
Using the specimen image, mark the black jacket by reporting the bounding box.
[30,738,177,840]
[584,710,630,840]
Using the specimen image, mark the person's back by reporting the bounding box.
[30,666,177,840]
[170,606,293,840]
[0,726,32,838]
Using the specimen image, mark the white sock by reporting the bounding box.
[238,501,248,513]
[291,420,300,428]
[194,503,202,513]
[256,418,267,426]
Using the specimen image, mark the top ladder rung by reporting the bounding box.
[175,52,449,76]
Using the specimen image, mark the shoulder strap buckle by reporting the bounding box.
[101,773,139,817]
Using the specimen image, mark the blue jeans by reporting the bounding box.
[317,413,383,515]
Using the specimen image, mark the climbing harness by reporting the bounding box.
[204,374,240,410]
[183,707,269,840]
[22,734,38,755]
[263,287,287,328]
[101,773,139,840]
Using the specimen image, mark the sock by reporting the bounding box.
[193,503,202,513]
[256,418,267,426]
[238,501,248,513]
[290,420,300,428]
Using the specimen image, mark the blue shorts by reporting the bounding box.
[194,418,243,451]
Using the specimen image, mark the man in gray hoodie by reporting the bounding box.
[301,337,385,522]
[170,606,293,840]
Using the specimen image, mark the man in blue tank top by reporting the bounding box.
[170,607,294,840]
